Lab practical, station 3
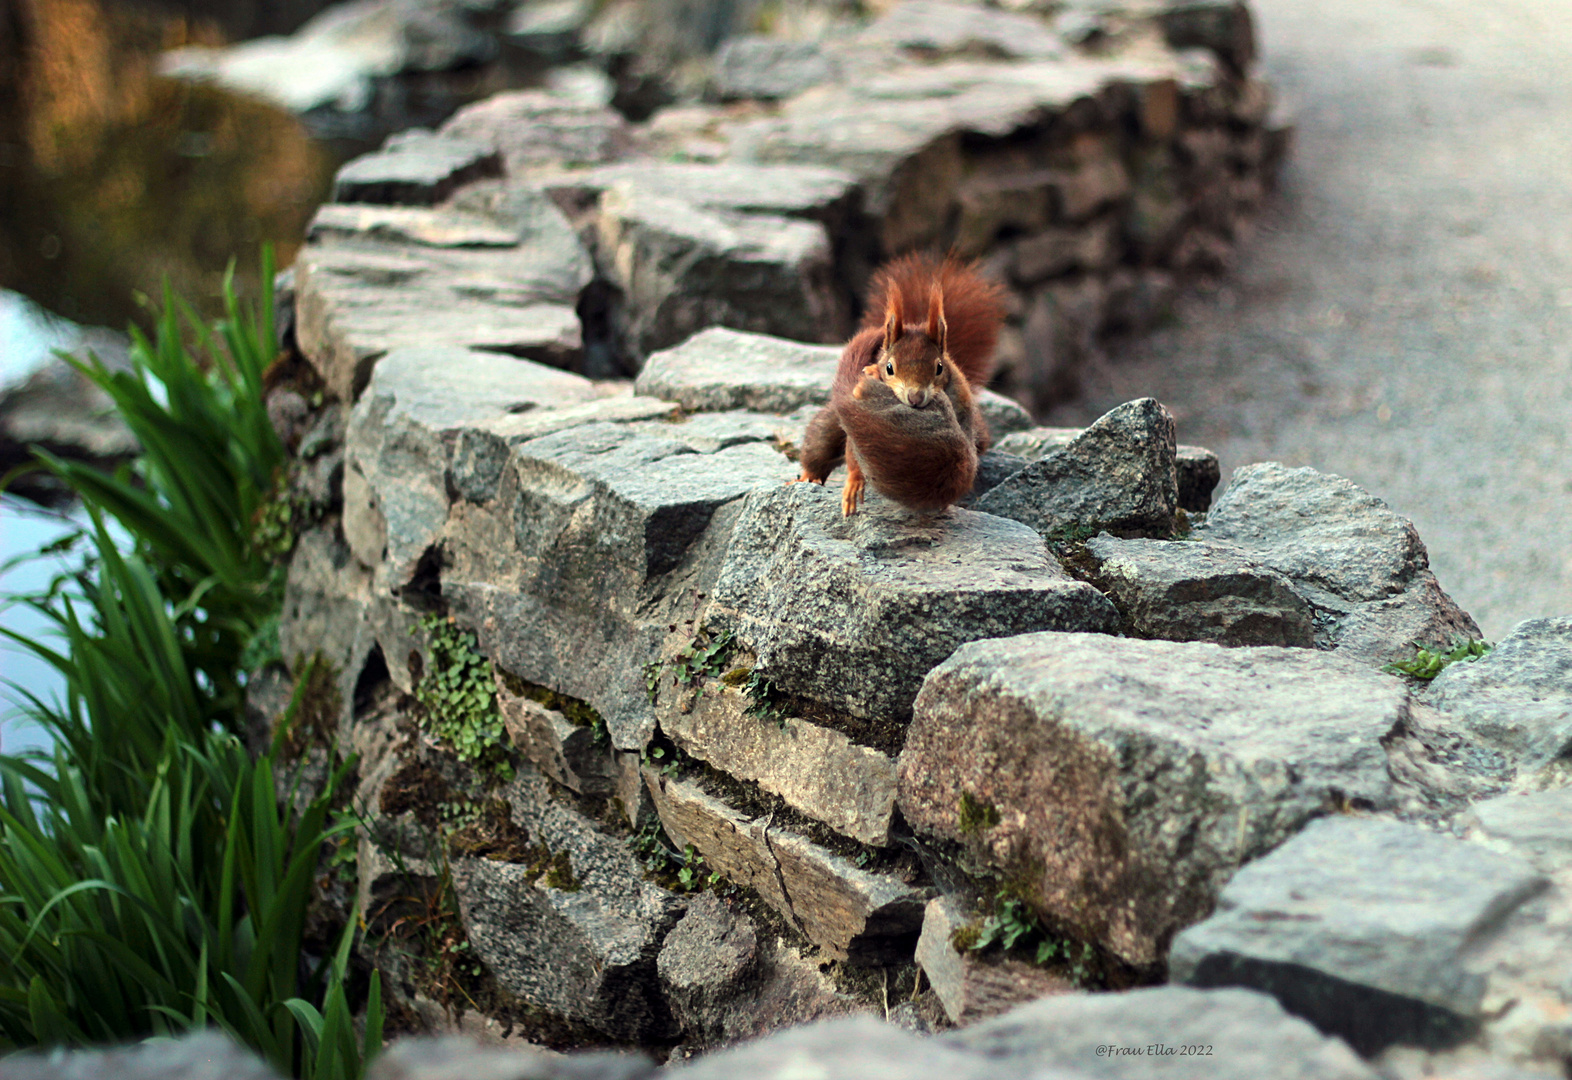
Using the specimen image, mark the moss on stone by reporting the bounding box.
[957,790,1001,835]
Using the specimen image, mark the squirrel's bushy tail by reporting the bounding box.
[861,252,1008,388]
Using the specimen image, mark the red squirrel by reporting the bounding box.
[798,253,1008,516]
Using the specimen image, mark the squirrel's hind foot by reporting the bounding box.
[840,472,865,517]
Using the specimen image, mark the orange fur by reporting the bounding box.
[798,253,1005,515]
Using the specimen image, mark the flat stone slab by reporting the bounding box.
[443,419,799,749]
[857,0,1067,61]
[1195,463,1480,665]
[973,398,1179,539]
[944,985,1380,1080]
[647,775,925,963]
[713,37,838,102]
[708,481,1119,724]
[637,326,1032,435]
[344,345,599,585]
[657,681,899,846]
[594,184,845,361]
[331,132,502,206]
[295,186,592,401]
[1169,815,1548,1056]
[899,633,1405,967]
[1426,616,1572,774]
[548,161,860,221]
[1084,534,1316,647]
[439,90,633,173]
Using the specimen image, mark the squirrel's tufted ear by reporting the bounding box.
[926,283,948,354]
[882,282,905,351]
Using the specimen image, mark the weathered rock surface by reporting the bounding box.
[656,893,760,1044]
[344,344,599,585]
[973,398,1178,540]
[915,895,1071,1025]
[593,183,845,362]
[295,186,593,400]
[1084,534,1316,646]
[657,682,899,846]
[1426,617,1572,774]
[1169,816,1548,1056]
[1195,463,1481,665]
[946,985,1379,1080]
[708,482,1120,725]
[712,37,837,102]
[495,674,613,796]
[646,775,925,963]
[439,91,634,174]
[455,771,686,1041]
[279,523,377,726]
[0,1032,284,1080]
[332,132,503,206]
[370,1038,652,1080]
[633,327,1033,437]
[858,0,1067,61]
[444,417,797,749]
[899,633,1405,967]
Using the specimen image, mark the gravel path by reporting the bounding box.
[1045,0,1572,639]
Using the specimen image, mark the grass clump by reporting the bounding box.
[1382,637,1492,680]
[0,251,381,1079]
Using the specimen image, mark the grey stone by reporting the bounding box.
[713,37,837,102]
[332,131,502,206]
[657,892,761,1044]
[505,0,592,62]
[308,203,523,247]
[1427,617,1572,773]
[1083,534,1316,647]
[442,421,797,749]
[345,345,599,587]
[647,775,925,963]
[1195,463,1481,664]
[992,426,1081,460]
[915,895,1071,1025]
[295,190,593,400]
[439,91,633,173]
[857,0,1067,61]
[1471,786,1572,875]
[707,481,1119,724]
[1159,0,1256,73]
[671,1016,1003,1080]
[368,1036,654,1080]
[656,679,899,846]
[279,524,376,728]
[634,327,1031,435]
[495,673,612,796]
[964,449,1029,502]
[945,985,1379,1080]
[899,633,1405,967]
[0,1032,283,1080]
[593,183,846,362]
[1177,444,1222,512]
[547,162,859,222]
[455,770,685,1041]
[973,397,1179,540]
[1170,816,1548,1055]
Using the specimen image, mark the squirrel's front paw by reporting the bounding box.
[789,471,826,486]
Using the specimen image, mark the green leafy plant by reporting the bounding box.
[0,252,381,1078]
[413,614,511,779]
[960,892,1092,982]
[1382,637,1492,680]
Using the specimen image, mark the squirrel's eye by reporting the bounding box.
[885,362,894,376]
[936,361,944,376]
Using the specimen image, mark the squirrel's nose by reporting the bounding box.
[902,387,931,407]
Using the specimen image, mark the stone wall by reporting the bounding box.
[133,1,1572,1078]
[286,0,1290,410]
